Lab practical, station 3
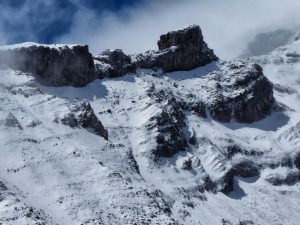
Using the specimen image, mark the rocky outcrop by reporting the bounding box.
[136,25,218,72]
[207,61,274,123]
[157,25,218,71]
[225,145,263,159]
[94,49,135,78]
[146,89,187,158]
[94,25,218,77]
[60,101,108,140]
[4,112,23,130]
[171,60,274,123]
[265,171,300,186]
[93,29,274,124]
[221,160,259,193]
[0,44,96,87]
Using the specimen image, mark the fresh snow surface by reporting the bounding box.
[0,42,83,51]
[0,38,299,224]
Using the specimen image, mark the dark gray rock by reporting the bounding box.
[221,219,234,225]
[280,154,293,168]
[166,60,274,124]
[209,97,232,122]
[221,160,259,193]
[0,44,97,87]
[181,158,193,170]
[265,171,300,186]
[146,90,187,158]
[188,130,197,145]
[134,50,160,70]
[225,145,263,159]
[273,84,297,95]
[233,80,273,123]
[209,61,274,123]
[75,102,108,140]
[157,25,218,72]
[294,152,300,170]
[4,112,23,130]
[232,161,260,178]
[0,181,8,191]
[126,150,140,175]
[180,100,207,118]
[60,113,78,128]
[238,220,254,225]
[94,49,135,78]
[95,25,217,77]
[61,101,108,140]
[136,25,218,72]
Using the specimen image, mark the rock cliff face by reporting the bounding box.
[170,60,274,123]
[207,61,274,123]
[0,44,96,87]
[157,25,218,72]
[146,89,187,159]
[94,49,135,78]
[136,25,218,72]
[95,25,218,76]
[59,101,108,140]
[0,27,274,125]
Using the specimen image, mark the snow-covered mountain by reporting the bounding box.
[0,25,299,225]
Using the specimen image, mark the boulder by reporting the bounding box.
[0,44,97,87]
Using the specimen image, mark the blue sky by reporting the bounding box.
[0,0,299,59]
[0,0,142,44]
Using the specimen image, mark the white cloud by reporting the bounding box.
[57,0,300,59]
[1,0,300,59]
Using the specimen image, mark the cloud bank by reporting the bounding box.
[1,0,300,59]
[57,0,300,59]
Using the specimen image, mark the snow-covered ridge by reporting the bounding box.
[0,42,83,51]
[0,25,299,224]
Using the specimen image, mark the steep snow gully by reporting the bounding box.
[0,25,299,225]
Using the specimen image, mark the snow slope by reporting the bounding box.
[0,37,299,224]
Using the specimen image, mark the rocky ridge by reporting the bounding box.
[95,25,218,77]
[0,43,96,87]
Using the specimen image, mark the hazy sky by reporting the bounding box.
[1,0,300,59]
